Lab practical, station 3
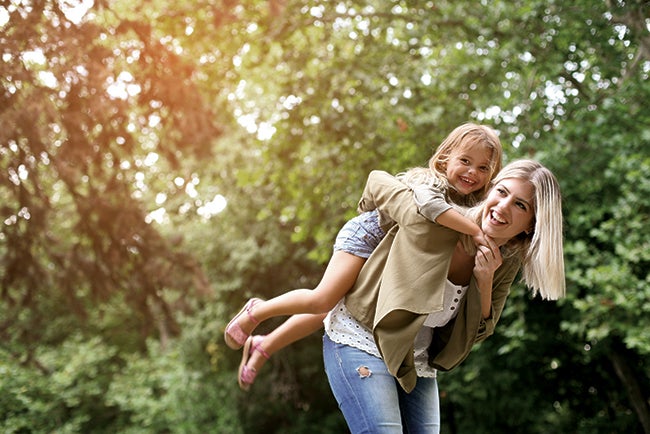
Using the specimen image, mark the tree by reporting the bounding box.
[0,0,228,349]
[433,1,650,432]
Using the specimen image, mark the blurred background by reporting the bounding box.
[1,0,649,432]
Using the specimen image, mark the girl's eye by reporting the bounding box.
[479,166,489,173]
[460,158,470,164]
[496,187,506,195]
[516,202,527,211]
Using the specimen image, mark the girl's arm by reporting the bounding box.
[436,209,482,238]
[357,170,429,227]
[413,184,486,246]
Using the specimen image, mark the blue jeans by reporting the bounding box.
[323,334,440,434]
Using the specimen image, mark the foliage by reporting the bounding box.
[1,0,649,433]
[440,287,645,434]
[0,0,219,356]
[0,330,246,433]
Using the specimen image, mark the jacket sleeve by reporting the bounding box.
[357,170,431,228]
[472,255,520,341]
[428,255,522,371]
[412,183,453,223]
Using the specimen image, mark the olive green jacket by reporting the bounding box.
[345,171,521,392]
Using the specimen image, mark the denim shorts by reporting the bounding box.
[333,209,385,259]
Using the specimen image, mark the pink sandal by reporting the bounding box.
[238,335,270,391]
[224,298,263,350]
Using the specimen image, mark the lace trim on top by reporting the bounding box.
[324,280,468,378]
[325,299,438,378]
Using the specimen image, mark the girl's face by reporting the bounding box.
[445,145,492,196]
[481,178,535,245]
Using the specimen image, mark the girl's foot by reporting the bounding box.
[224,298,263,350]
[238,335,270,391]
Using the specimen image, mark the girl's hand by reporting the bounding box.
[472,230,489,250]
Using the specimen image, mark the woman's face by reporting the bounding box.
[481,178,535,245]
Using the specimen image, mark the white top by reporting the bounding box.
[324,280,468,378]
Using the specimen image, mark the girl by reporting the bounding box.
[224,123,503,390]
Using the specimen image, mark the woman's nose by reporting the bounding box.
[494,197,512,212]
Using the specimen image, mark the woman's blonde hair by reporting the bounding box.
[400,123,503,206]
[462,159,566,300]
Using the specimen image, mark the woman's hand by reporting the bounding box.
[473,236,502,319]
[474,236,502,278]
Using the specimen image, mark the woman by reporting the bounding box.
[227,123,503,390]
[323,159,565,433]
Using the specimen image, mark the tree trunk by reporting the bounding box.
[609,350,650,433]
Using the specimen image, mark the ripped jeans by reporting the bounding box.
[323,334,440,434]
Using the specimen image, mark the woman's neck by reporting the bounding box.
[447,242,475,286]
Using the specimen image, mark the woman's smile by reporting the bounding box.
[481,178,535,244]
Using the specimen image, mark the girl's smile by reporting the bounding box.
[446,145,493,195]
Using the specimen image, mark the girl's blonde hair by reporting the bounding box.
[400,123,503,206]
[462,159,566,300]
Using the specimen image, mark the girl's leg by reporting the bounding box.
[323,333,403,434]
[243,313,327,376]
[399,376,441,434]
[229,251,366,339]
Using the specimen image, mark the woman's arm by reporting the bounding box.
[473,237,503,319]
[428,257,520,372]
[474,254,520,340]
